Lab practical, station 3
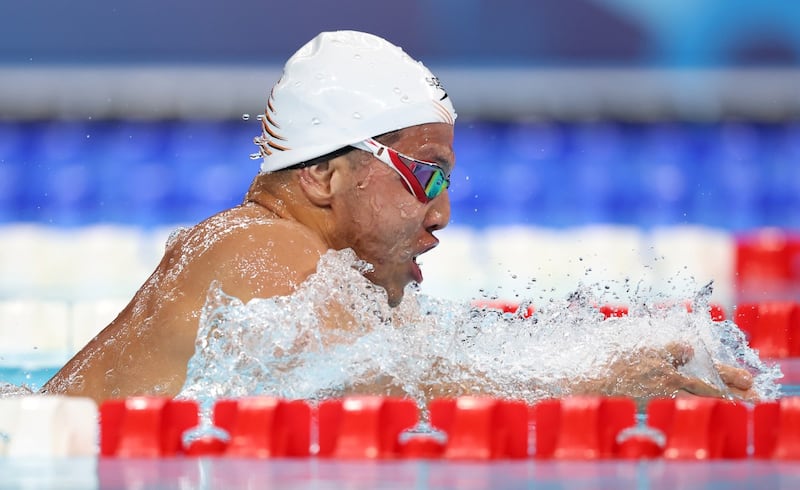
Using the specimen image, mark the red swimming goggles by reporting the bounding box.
[351,138,450,203]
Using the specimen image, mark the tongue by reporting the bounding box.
[411,258,423,283]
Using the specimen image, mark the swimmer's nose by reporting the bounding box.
[424,189,451,232]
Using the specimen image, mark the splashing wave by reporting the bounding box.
[178,249,782,408]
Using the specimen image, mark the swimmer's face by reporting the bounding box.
[332,122,455,306]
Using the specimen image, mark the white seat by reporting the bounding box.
[418,226,489,301]
[566,225,651,300]
[483,225,607,301]
[0,224,158,302]
[69,299,128,353]
[64,225,153,300]
[0,224,54,297]
[0,299,70,359]
[648,225,735,307]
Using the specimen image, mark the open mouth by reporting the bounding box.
[411,256,423,283]
[410,239,438,284]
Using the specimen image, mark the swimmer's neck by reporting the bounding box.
[243,179,327,232]
[243,175,301,220]
[243,173,333,245]
[243,193,293,220]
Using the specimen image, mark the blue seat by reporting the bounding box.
[757,125,800,228]
[0,122,29,222]
[19,121,100,225]
[5,119,800,230]
[156,120,254,224]
[691,123,766,230]
[629,124,697,227]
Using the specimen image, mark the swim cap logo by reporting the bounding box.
[426,76,449,101]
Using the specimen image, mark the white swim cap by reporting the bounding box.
[255,30,457,173]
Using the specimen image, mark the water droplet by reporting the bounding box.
[293,80,302,86]
[353,54,361,60]
[86,134,91,139]
[249,152,261,160]
[256,114,265,120]
[400,95,410,103]
[352,112,362,119]
[315,72,324,80]
[241,114,250,121]
[393,87,401,94]
[311,117,321,125]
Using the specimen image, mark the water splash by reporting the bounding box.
[178,249,782,409]
[0,382,34,398]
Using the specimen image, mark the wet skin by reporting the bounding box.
[42,123,455,403]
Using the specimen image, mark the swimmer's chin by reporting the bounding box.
[386,287,405,307]
[386,280,424,308]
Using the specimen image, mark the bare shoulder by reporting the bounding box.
[168,205,328,302]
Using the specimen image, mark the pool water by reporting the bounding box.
[2,458,800,489]
[0,366,58,392]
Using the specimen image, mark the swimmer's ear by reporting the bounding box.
[298,152,356,206]
[297,161,335,206]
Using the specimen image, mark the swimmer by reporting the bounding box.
[42,30,755,404]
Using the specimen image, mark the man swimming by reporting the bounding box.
[42,30,755,404]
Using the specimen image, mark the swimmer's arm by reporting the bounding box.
[341,344,758,404]
[566,342,757,403]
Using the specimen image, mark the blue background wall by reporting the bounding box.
[2,0,800,66]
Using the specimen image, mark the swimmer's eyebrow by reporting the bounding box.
[417,148,455,173]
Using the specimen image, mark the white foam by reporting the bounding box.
[178,249,781,409]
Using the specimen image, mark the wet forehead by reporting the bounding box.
[392,123,456,173]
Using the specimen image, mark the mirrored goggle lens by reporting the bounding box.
[422,167,448,199]
[399,156,450,200]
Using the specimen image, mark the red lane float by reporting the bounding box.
[471,300,535,317]
[531,397,636,459]
[428,397,528,459]
[213,397,311,458]
[100,397,198,457]
[754,397,800,459]
[318,396,418,459]
[471,300,726,321]
[647,398,748,460]
[734,301,800,358]
[94,396,800,461]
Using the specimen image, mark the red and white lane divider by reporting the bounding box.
[5,394,800,460]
